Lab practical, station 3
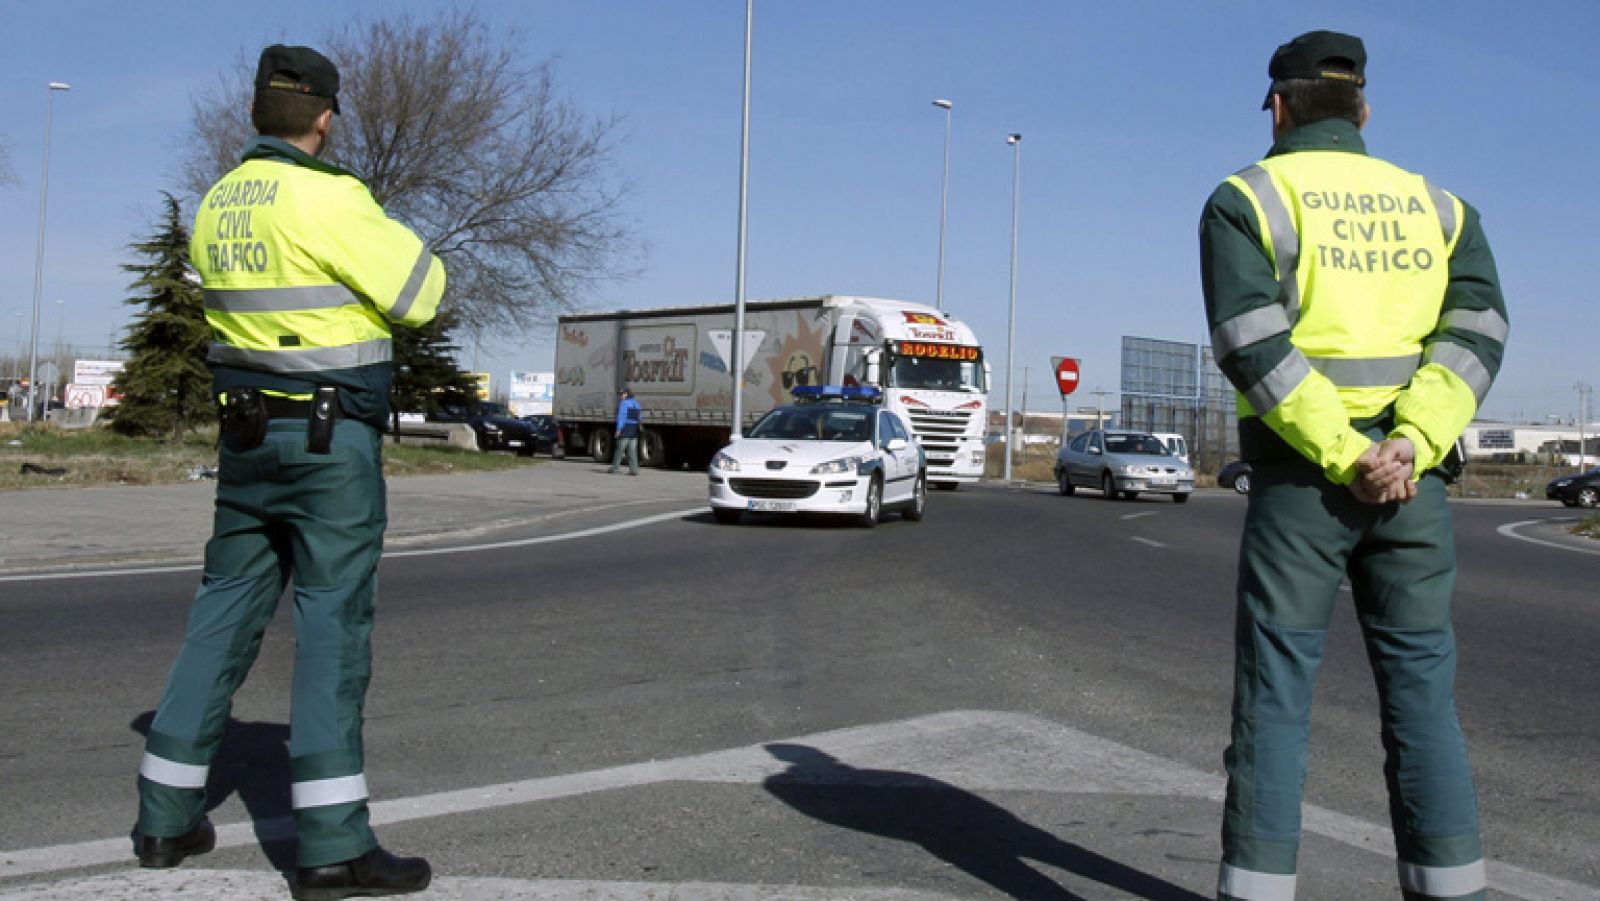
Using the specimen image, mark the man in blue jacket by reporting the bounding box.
[609,388,642,475]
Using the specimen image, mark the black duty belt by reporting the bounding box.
[262,395,338,420]
[221,387,342,454]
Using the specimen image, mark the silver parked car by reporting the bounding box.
[1054,428,1195,502]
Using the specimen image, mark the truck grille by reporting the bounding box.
[730,478,819,499]
[904,409,974,467]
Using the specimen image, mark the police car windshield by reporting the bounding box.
[887,355,984,392]
[748,406,874,442]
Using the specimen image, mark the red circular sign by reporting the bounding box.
[1054,357,1081,396]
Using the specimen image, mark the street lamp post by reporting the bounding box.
[932,99,953,313]
[1003,133,1021,482]
[730,0,753,439]
[26,81,71,423]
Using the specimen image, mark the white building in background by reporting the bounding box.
[509,370,555,416]
[1462,421,1599,466]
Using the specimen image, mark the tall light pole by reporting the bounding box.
[1003,132,1022,482]
[26,81,70,422]
[932,99,953,313]
[730,0,753,439]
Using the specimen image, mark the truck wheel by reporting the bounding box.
[640,429,664,468]
[856,475,882,528]
[590,429,613,464]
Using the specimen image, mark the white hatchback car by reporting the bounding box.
[708,387,927,527]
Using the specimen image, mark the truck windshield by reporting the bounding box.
[887,355,984,393]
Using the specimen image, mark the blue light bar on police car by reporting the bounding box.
[791,385,882,401]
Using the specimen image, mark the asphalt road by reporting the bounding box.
[1,475,1595,899]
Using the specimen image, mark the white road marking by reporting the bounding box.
[0,872,958,900]
[0,563,200,584]
[384,508,703,558]
[1130,536,1166,548]
[1121,511,1157,521]
[3,711,1591,900]
[1497,518,1600,556]
[0,508,706,584]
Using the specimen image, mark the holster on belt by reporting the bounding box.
[219,388,268,451]
[306,386,339,454]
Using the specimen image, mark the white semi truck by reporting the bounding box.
[554,295,989,487]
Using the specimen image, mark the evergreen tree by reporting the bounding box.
[390,307,480,435]
[113,193,213,441]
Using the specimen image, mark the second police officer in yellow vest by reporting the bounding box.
[1200,30,1508,901]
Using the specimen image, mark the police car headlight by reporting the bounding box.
[811,455,864,475]
[711,451,741,472]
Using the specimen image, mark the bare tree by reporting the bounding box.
[179,10,636,333]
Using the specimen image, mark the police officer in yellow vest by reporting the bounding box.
[134,45,445,899]
[1200,31,1507,901]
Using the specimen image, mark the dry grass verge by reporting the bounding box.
[0,422,538,491]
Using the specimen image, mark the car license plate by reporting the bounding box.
[1150,479,1175,488]
[749,500,797,512]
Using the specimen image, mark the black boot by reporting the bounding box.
[292,846,432,900]
[136,817,216,868]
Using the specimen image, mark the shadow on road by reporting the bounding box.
[131,711,296,871]
[762,743,1206,900]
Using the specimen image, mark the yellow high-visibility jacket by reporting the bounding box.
[1200,119,1507,482]
[190,137,445,428]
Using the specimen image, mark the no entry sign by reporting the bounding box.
[1052,356,1081,397]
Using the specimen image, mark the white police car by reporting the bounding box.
[708,386,927,527]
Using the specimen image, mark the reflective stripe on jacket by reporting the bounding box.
[190,143,445,378]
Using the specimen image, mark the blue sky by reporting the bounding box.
[1,0,1594,423]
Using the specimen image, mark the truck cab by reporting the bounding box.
[836,299,988,488]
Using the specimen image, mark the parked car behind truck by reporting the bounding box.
[1055,428,1194,502]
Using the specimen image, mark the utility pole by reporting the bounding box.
[1578,382,1594,470]
[1091,388,1112,430]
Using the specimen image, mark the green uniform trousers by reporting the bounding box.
[137,418,386,868]
[1218,457,1485,901]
